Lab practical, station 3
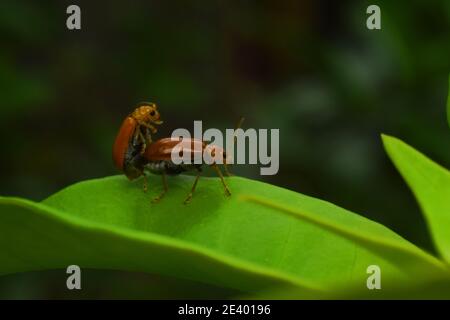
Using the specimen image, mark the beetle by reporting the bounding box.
[143,137,232,204]
[112,102,163,182]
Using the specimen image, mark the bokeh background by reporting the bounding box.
[0,0,449,298]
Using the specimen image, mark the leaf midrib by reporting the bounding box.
[242,195,449,273]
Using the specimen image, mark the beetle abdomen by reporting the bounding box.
[146,160,200,175]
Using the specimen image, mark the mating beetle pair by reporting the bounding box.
[112,102,232,204]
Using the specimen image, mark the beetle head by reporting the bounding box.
[133,102,163,125]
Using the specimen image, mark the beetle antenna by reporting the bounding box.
[234,116,245,137]
[224,116,245,175]
[232,116,245,144]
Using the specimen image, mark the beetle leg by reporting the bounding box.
[223,163,232,176]
[222,149,233,176]
[144,128,153,144]
[152,173,168,203]
[137,129,147,154]
[212,164,231,196]
[139,121,158,134]
[148,124,157,134]
[184,170,201,204]
[133,127,141,144]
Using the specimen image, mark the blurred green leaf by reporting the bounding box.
[447,74,450,129]
[0,58,53,120]
[0,175,446,296]
[383,134,450,263]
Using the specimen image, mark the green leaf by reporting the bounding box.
[0,174,446,294]
[246,274,450,299]
[382,134,450,263]
[0,195,319,294]
[447,73,450,129]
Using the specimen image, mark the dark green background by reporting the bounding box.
[0,0,449,298]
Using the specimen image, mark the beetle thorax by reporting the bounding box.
[132,105,153,122]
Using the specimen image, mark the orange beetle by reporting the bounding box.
[112,102,163,180]
[143,137,231,204]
